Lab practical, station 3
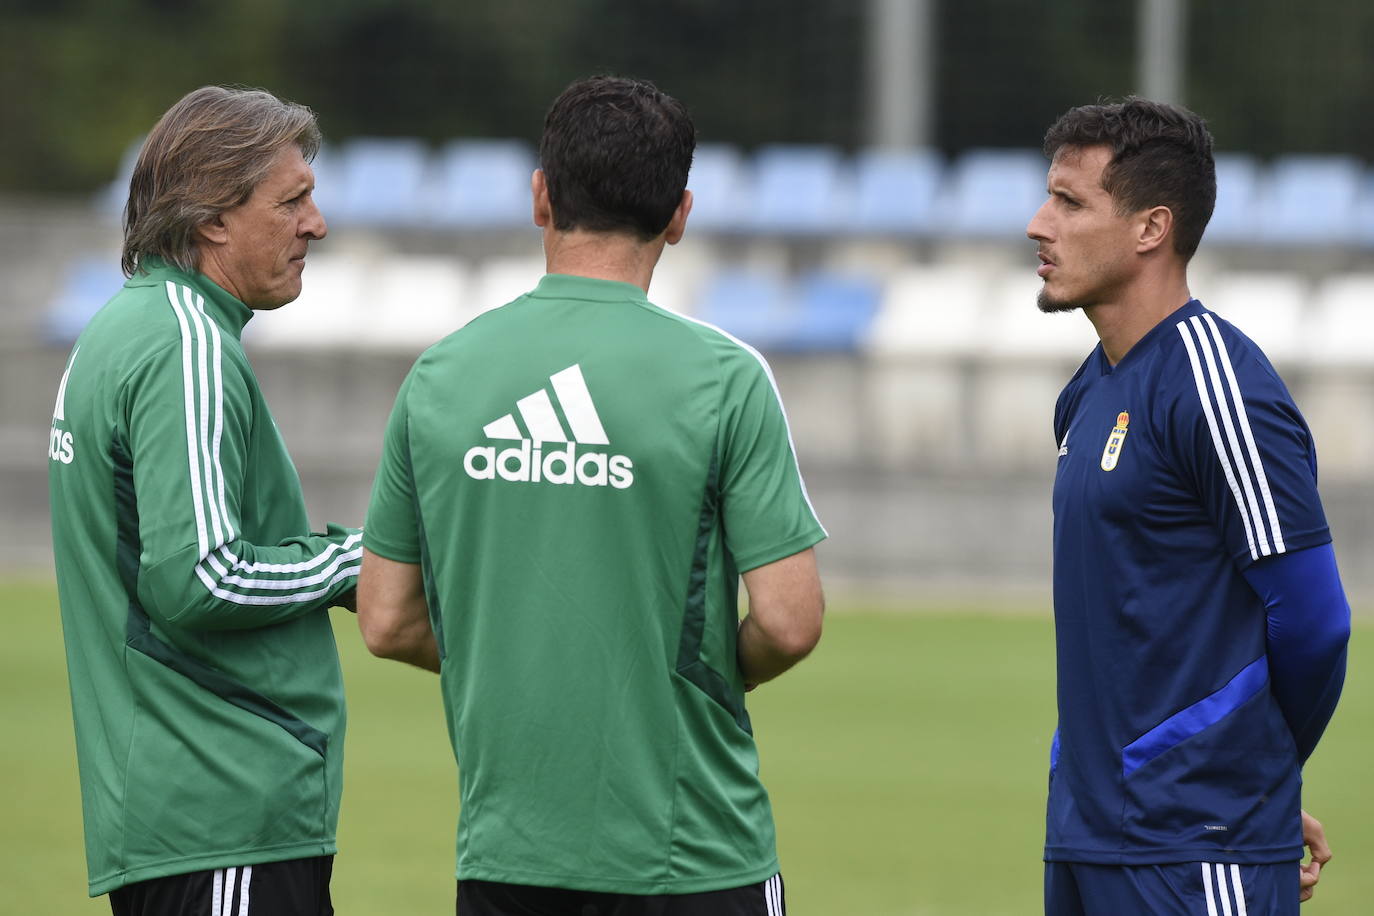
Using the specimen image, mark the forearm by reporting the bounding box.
[367,620,441,673]
[1287,659,1346,762]
[737,612,816,687]
[1243,543,1351,762]
[141,526,363,631]
[736,549,825,688]
[358,548,439,673]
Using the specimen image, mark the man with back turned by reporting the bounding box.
[358,75,826,915]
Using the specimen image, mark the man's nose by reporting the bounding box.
[1026,199,1051,241]
[302,196,327,240]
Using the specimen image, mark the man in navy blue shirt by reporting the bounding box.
[1027,99,1350,915]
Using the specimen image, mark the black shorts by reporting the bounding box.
[108,855,334,916]
[457,873,784,916]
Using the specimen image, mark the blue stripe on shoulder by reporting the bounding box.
[1122,656,1269,778]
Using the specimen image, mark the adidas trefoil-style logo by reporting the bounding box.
[463,363,634,489]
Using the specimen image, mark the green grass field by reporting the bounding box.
[4,580,1369,914]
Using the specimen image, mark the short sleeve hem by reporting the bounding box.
[732,527,826,574]
[362,532,421,565]
[1230,527,1331,572]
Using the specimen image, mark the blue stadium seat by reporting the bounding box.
[1205,152,1263,247]
[785,270,881,351]
[331,138,433,227]
[1261,155,1364,246]
[945,148,1046,239]
[692,267,790,349]
[1356,170,1374,249]
[44,256,124,344]
[696,269,879,353]
[746,144,849,235]
[685,144,749,232]
[305,143,343,222]
[429,139,536,229]
[849,148,943,237]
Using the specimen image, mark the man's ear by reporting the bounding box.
[663,189,693,246]
[197,213,229,246]
[1137,205,1173,254]
[532,169,553,229]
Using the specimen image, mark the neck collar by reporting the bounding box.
[134,257,254,338]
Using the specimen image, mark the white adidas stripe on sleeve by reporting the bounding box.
[1201,314,1285,554]
[217,533,363,575]
[184,286,229,550]
[204,543,359,596]
[1176,316,1286,561]
[192,563,361,606]
[166,282,359,606]
[1187,316,1271,555]
[192,288,237,544]
[167,282,212,560]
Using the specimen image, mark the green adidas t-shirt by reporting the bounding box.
[364,272,826,894]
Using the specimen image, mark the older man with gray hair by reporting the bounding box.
[48,85,357,916]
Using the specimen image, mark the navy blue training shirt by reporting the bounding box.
[1047,299,1334,865]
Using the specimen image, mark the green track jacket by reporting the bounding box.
[47,259,359,896]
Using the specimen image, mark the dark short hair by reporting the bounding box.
[539,76,695,241]
[1042,97,1215,261]
[122,86,320,277]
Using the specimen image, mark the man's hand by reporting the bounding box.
[1300,809,1331,903]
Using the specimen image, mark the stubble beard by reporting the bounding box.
[1037,255,1127,314]
[1037,286,1084,314]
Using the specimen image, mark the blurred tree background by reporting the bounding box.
[2,0,1372,194]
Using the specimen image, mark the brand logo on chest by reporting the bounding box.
[1100,411,1130,472]
[463,363,635,489]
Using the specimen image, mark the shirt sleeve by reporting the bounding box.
[716,348,827,572]
[363,370,422,564]
[123,339,361,632]
[1171,322,1331,569]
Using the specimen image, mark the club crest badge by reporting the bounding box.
[1100,411,1130,471]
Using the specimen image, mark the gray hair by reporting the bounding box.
[121,86,321,277]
